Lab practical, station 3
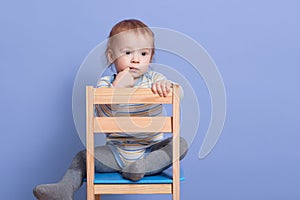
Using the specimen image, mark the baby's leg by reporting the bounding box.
[94,146,121,172]
[33,146,119,200]
[122,137,188,181]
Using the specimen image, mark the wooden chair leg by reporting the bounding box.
[95,194,100,200]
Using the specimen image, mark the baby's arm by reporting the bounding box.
[96,68,134,88]
[112,68,134,88]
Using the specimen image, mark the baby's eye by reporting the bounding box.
[124,51,131,55]
[141,52,148,56]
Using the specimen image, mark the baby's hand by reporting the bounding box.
[113,68,135,88]
[151,80,172,97]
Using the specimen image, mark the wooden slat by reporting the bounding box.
[86,86,95,200]
[172,85,181,200]
[93,88,172,104]
[94,117,172,133]
[94,184,172,194]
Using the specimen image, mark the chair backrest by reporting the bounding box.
[86,85,181,199]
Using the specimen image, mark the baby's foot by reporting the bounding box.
[122,160,146,181]
[33,182,72,200]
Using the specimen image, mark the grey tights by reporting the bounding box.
[33,137,188,200]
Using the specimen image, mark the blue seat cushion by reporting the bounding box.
[84,168,184,184]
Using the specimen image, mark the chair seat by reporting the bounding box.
[86,168,184,184]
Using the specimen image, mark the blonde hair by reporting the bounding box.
[106,19,155,62]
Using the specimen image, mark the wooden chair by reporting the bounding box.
[86,84,182,200]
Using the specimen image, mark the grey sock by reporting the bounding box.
[33,146,120,200]
[33,178,74,200]
[33,151,85,200]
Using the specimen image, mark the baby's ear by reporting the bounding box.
[106,49,114,63]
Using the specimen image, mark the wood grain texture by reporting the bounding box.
[94,88,172,104]
[172,85,181,200]
[86,86,95,200]
[94,117,172,133]
[94,184,172,194]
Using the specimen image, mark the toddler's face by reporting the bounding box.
[108,31,153,80]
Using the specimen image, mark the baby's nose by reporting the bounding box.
[131,52,140,63]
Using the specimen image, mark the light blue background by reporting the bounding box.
[1,0,299,199]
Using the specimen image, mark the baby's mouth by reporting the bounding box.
[129,67,139,71]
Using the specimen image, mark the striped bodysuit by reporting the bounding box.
[94,71,166,168]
